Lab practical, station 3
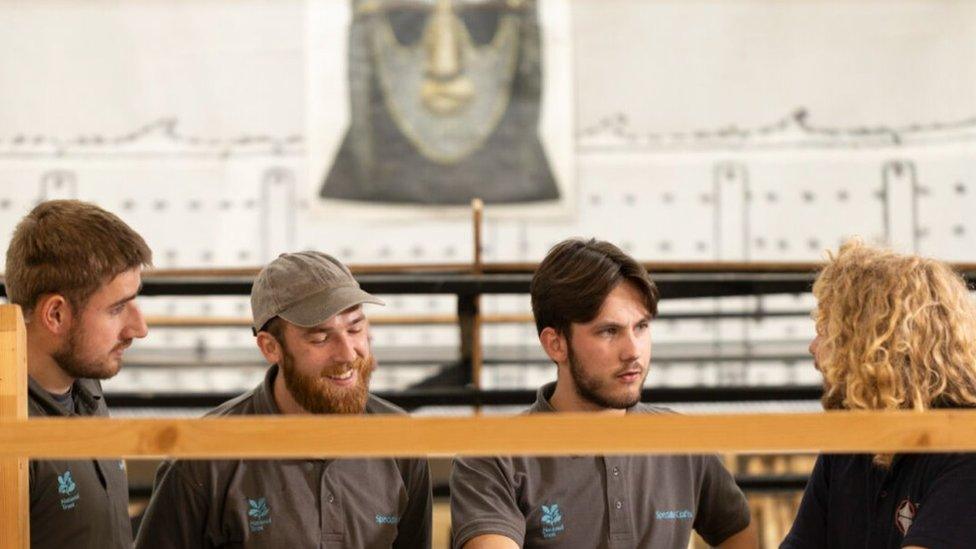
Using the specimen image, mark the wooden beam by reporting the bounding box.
[3,411,976,459]
[471,198,483,275]
[142,313,533,328]
[0,305,29,549]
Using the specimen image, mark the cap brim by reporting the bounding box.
[277,286,385,328]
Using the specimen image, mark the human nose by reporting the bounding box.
[125,302,148,339]
[331,332,359,364]
[619,329,642,363]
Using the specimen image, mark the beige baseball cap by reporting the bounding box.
[250,251,384,333]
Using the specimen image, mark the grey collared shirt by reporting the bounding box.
[28,376,133,549]
[135,365,432,549]
[450,382,751,548]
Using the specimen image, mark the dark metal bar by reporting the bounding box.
[130,474,810,501]
[106,385,823,410]
[0,273,821,299]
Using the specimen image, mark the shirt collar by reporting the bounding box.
[28,375,102,416]
[250,364,284,415]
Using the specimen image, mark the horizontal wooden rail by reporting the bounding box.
[143,313,533,328]
[133,262,976,278]
[133,261,832,278]
[2,411,976,459]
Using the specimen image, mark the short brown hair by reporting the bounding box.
[5,200,152,312]
[531,238,659,336]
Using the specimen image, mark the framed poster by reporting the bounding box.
[307,0,574,219]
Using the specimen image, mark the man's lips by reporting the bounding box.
[323,369,357,387]
[616,369,643,384]
[112,340,132,356]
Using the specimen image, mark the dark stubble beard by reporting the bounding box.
[51,323,123,380]
[567,346,644,410]
[279,348,376,414]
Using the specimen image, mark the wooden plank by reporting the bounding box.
[471,198,483,274]
[0,305,29,549]
[143,313,530,328]
[3,411,976,459]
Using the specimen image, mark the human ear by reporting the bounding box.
[255,332,283,365]
[34,294,73,336]
[539,327,568,366]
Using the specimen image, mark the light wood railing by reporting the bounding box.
[5,305,976,547]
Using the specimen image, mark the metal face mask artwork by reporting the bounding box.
[321,0,559,205]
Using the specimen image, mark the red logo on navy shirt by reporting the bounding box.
[895,499,917,535]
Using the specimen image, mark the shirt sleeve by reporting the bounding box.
[780,455,829,549]
[134,460,211,549]
[901,454,976,547]
[393,457,433,549]
[449,456,525,549]
[692,454,752,546]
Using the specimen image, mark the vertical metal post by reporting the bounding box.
[459,199,484,410]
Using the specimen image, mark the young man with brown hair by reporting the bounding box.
[782,241,976,548]
[450,238,757,549]
[5,199,152,548]
[136,251,432,548]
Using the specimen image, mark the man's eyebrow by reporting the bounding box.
[108,292,139,309]
[591,320,624,330]
[592,315,652,329]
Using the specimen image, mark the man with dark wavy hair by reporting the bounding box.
[451,238,756,549]
[6,199,152,548]
[783,240,976,548]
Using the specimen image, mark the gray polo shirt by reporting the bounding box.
[28,376,133,549]
[450,382,751,548]
[135,365,432,549]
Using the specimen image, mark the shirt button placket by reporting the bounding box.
[605,458,634,545]
[321,463,343,540]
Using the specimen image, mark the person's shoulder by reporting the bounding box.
[205,389,260,417]
[75,378,104,397]
[366,394,408,415]
[914,451,976,473]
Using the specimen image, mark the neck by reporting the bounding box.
[26,328,75,394]
[271,366,307,415]
[549,376,627,416]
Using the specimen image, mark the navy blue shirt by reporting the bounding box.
[782,453,976,548]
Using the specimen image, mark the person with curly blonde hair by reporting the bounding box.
[782,240,976,548]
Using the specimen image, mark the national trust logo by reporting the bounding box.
[895,499,917,536]
[540,503,565,539]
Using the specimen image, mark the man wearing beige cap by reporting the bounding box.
[135,251,432,548]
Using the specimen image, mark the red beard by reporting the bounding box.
[280,352,376,414]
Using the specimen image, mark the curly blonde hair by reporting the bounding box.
[814,240,976,465]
